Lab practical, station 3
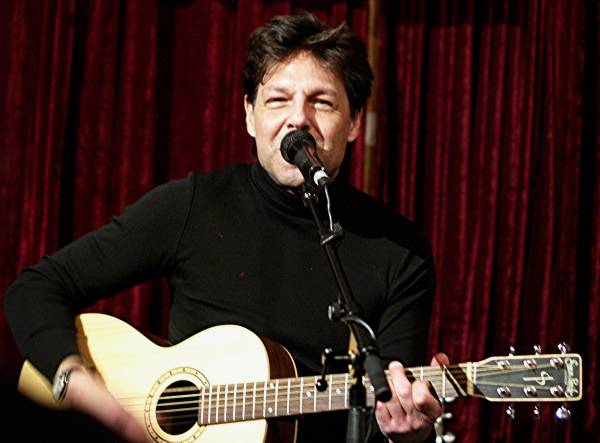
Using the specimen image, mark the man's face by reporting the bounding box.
[244,52,362,187]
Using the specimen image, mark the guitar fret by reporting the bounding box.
[252,382,257,419]
[300,378,304,414]
[242,383,247,420]
[275,380,279,416]
[208,385,213,424]
[216,384,220,423]
[287,379,291,415]
[263,381,267,417]
[407,365,463,400]
[224,384,228,421]
[233,383,237,421]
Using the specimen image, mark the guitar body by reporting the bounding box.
[18,313,298,443]
[18,314,583,442]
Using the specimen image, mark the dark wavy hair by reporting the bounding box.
[243,12,373,117]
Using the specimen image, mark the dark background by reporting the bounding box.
[0,1,597,441]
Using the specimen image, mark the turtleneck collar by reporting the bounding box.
[249,161,337,219]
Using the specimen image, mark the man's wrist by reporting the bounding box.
[51,355,89,404]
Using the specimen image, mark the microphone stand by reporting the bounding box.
[298,184,391,443]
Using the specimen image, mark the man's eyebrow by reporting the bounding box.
[263,85,339,96]
[263,86,291,94]
[309,87,339,97]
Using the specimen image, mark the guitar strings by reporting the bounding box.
[110,364,569,420]
[113,362,565,406]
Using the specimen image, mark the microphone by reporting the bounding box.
[280,130,330,188]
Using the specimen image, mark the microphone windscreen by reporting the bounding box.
[280,130,316,163]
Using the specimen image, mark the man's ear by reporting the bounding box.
[347,108,363,142]
[244,95,256,137]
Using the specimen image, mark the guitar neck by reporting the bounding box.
[193,352,582,425]
[192,365,467,425]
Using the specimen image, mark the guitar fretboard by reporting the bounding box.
[157,365,468,426]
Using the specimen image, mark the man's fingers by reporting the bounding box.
[376,361,440,440]
[430,352,450,366]
[412,381,442,421]
[66,368,148,443]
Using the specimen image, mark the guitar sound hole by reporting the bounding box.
[156,380,201,435]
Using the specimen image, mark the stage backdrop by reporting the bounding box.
[0,1,597,442]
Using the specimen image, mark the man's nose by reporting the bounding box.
[286,99,312,130]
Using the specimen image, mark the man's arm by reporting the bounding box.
[370,237,440,443]
[4,175,195,442]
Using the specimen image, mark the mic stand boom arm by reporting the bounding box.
[299,185,392,443]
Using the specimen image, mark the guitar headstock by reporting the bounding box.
[471,353,582,402]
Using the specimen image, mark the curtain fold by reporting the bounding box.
[0,0,596,441]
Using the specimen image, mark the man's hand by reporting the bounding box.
[57,355,148,443]
[375,352,450,443]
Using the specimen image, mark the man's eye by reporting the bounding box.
[267,97,287,104]
[315,99,334,109]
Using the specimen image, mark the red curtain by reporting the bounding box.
[0,1,597,442]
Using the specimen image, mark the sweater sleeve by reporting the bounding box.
[378,247,435,367]
[367,232,436,442]
[4,174,196,380]
[365,248,436,443]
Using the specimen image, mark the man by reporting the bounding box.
[5,12,444,443]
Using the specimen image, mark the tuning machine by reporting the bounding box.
[533,403,541,420]
[505,403,516,420]
[555,404,571,421]
[558,342,570,354]
[435,433,456,443]
[434,412,456,443]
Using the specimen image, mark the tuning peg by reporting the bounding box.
[508,345,515,356]
[555,404,571,421]
[558,342,570,354]
[441,412,453,421]
[533,344,541,355]
[435,412,454,425]
[434,411,455,443]
[435,433,456,443]
[505,404,516,420]
[533,403,541,419]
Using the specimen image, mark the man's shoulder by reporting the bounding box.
[337,184,432,260]
[336,184,414,228]
[128,164,251,211]
[189,163,252,188]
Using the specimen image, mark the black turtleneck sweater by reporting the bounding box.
[5,163,435,442]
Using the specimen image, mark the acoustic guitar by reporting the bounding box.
[18,313,583,443]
